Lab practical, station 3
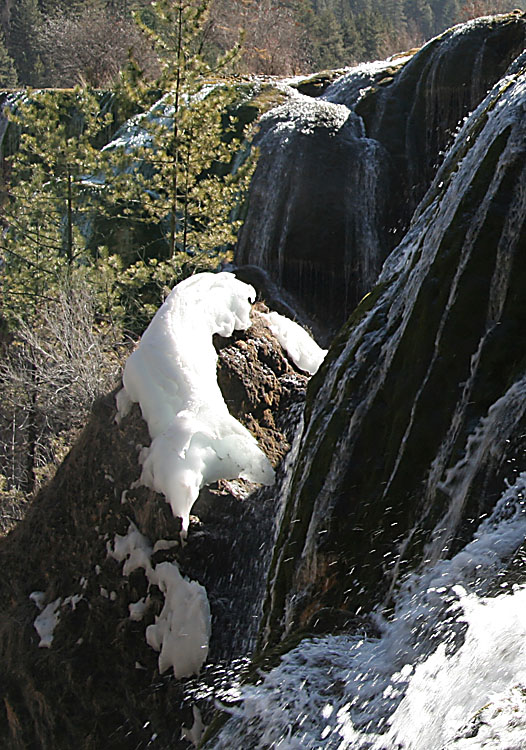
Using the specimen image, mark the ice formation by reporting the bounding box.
[181,705,206,747]
[116,271,275,534]
[110,523,211,679]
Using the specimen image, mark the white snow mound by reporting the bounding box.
[117,272,275,534]
[261,310,326,375]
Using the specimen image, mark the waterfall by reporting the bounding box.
[3,15,526,750]
[235,15,526,331]
[211,472,526,749]
[235,66,394,332]
[207,28,526,750]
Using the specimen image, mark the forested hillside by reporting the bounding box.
[0,0,524,86]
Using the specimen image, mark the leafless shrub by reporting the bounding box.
[36,5,157,88]
[0,283,123,516]
[457,0,519,21]
[209,0,311,75]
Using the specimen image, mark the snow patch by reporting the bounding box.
[110,521,152,576]
[30,592,83,648]
[129,596,151,622]
[181,705,206,747]
[145,561,210,678]
[110,523,210,678]
[153,538,179,553]
[31,594,62,648]
[117,271,275,535]
[261,310,326,375]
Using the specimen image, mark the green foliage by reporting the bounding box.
[110,0,255,264]
[1,1,257,337]
[312,10,347,69]
[305,0,525,69]
[0,34,17,88]
[0,88,115,323]
[0,1,258,510]
[0,88,127,497]
[0,0,523,86]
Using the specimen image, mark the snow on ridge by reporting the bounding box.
[116,271,275,536]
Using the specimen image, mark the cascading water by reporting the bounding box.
[235,64,395,331]
[259,49,526,644]
[235,14,526,330]
[206,33,526,750]
[210,472,526,749]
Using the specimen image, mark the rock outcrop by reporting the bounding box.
[236,13,526,332]
[0,309,307,750]
[259,45,526,650]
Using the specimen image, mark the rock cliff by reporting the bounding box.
[0,308,307,749]
[260,41,526,650]
[236,13,526,332]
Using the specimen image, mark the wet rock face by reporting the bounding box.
[0,313,307,750]
[358,12,526,248]
[236,14,526,331]
[260,51,526,651]
[235,80,389,332]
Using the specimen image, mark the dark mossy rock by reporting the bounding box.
[356,12,526,256]
[258,52,526,651]
[0,311,308,750]
[236,14,526,332]
[292,69,347,98]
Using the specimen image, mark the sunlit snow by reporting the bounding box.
[31,594,62,648]
[110,522,210,679]
[116,271,276,535]
[111,271,327,680]
[261,311,326,375]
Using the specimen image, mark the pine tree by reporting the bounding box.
[342,12,366,62]
[0,32,16,87]
[432,0,461,30]
[0,88,121,493]
[312,9,347,68]
[113,0,255,267]
[8,0,42,86]
[354,8,387,59]
[0,89,114,323]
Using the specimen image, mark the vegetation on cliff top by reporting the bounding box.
[0,0,524,87]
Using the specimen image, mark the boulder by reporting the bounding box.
[0,309,307,749]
